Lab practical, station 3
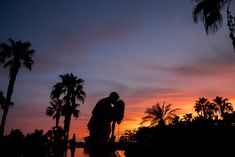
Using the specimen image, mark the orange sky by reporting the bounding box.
[4,95,235,141]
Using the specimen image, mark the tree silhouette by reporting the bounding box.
[212,96,233,119]
[123,129,137,143]
[182,113,193,125]
[171,115,180,126]
[0,38,35,138]
[194,97,216,119]
[140,102,180,127]
[192,0,235,49]
[50,73,86,138]
[46,99,63,128]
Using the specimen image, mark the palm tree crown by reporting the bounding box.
[192,0,235,49]
[141,102,180,127]
[50,73,86,136]
[46,99,63,128]
[212,96,233,119]
[194,97,217,119]
[192,0,230,34]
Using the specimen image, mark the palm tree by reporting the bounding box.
[192,0,235,49]
[212,96,233,119]
[46,99,63,128]
[194,97,216,119]
[140,102,180,127]
[50,73,86,137]
[182,113,193,123]
[0,38,35,137]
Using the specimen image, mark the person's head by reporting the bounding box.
[114,99,125,124]
[115,99,125,107]
[109,92,119,103]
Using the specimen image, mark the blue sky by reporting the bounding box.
[1,0,235,139]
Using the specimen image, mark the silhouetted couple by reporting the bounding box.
[87,92,125,157]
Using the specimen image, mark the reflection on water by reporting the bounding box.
[117,150,125,157]
[66,148,89,157]
[66,148,125,157]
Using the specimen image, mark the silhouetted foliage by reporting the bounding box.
[0,129,24,157]
[48,126,66,157]
[227,5,235,48]
[0,129,51,157]
[212,96,233,118]
[140,102,180,126]
[46,99,63,128]
[123,96,235,157]
[23,129,48,157]
[50,73,86,139]
[194,97,215,119]
[192,0,235,50]
[0,38,35,137]
[119,129,137,144]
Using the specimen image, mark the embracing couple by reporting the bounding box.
[87,92,125,157]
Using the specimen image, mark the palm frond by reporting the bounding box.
[205,10,223,34]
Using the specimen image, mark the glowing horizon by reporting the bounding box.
[3,96,235,140]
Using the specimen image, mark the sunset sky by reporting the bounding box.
[1,0,235,140]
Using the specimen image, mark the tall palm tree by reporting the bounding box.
[50,73,86,137]
[192,0,235,49]
[212,96,233,119]
[46,99,63,128]
[140,102,180,127]
[0,38,35,137]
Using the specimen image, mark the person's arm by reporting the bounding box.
[111,120,116,142]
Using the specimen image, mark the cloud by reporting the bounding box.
[32,11,141,74]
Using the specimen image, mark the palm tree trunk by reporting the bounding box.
[64,114,71,137]
[55,115,59,128]
[63,113,71,157]
[0,71,17,138]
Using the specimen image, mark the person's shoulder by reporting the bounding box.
[98,97,110,103]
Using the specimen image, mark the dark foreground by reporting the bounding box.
[1,126,235,157]
[123,126,235,157]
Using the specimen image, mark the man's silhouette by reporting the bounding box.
[87,92,119,157]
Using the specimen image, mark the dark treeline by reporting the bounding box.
[119,96,235,157]
[0,129,50,157]
[122,126,235,157]
[0,128,78,157]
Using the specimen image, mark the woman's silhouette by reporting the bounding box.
[111,99,125,142]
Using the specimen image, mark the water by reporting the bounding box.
[66,148,89,157]
[66,148,125,157]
